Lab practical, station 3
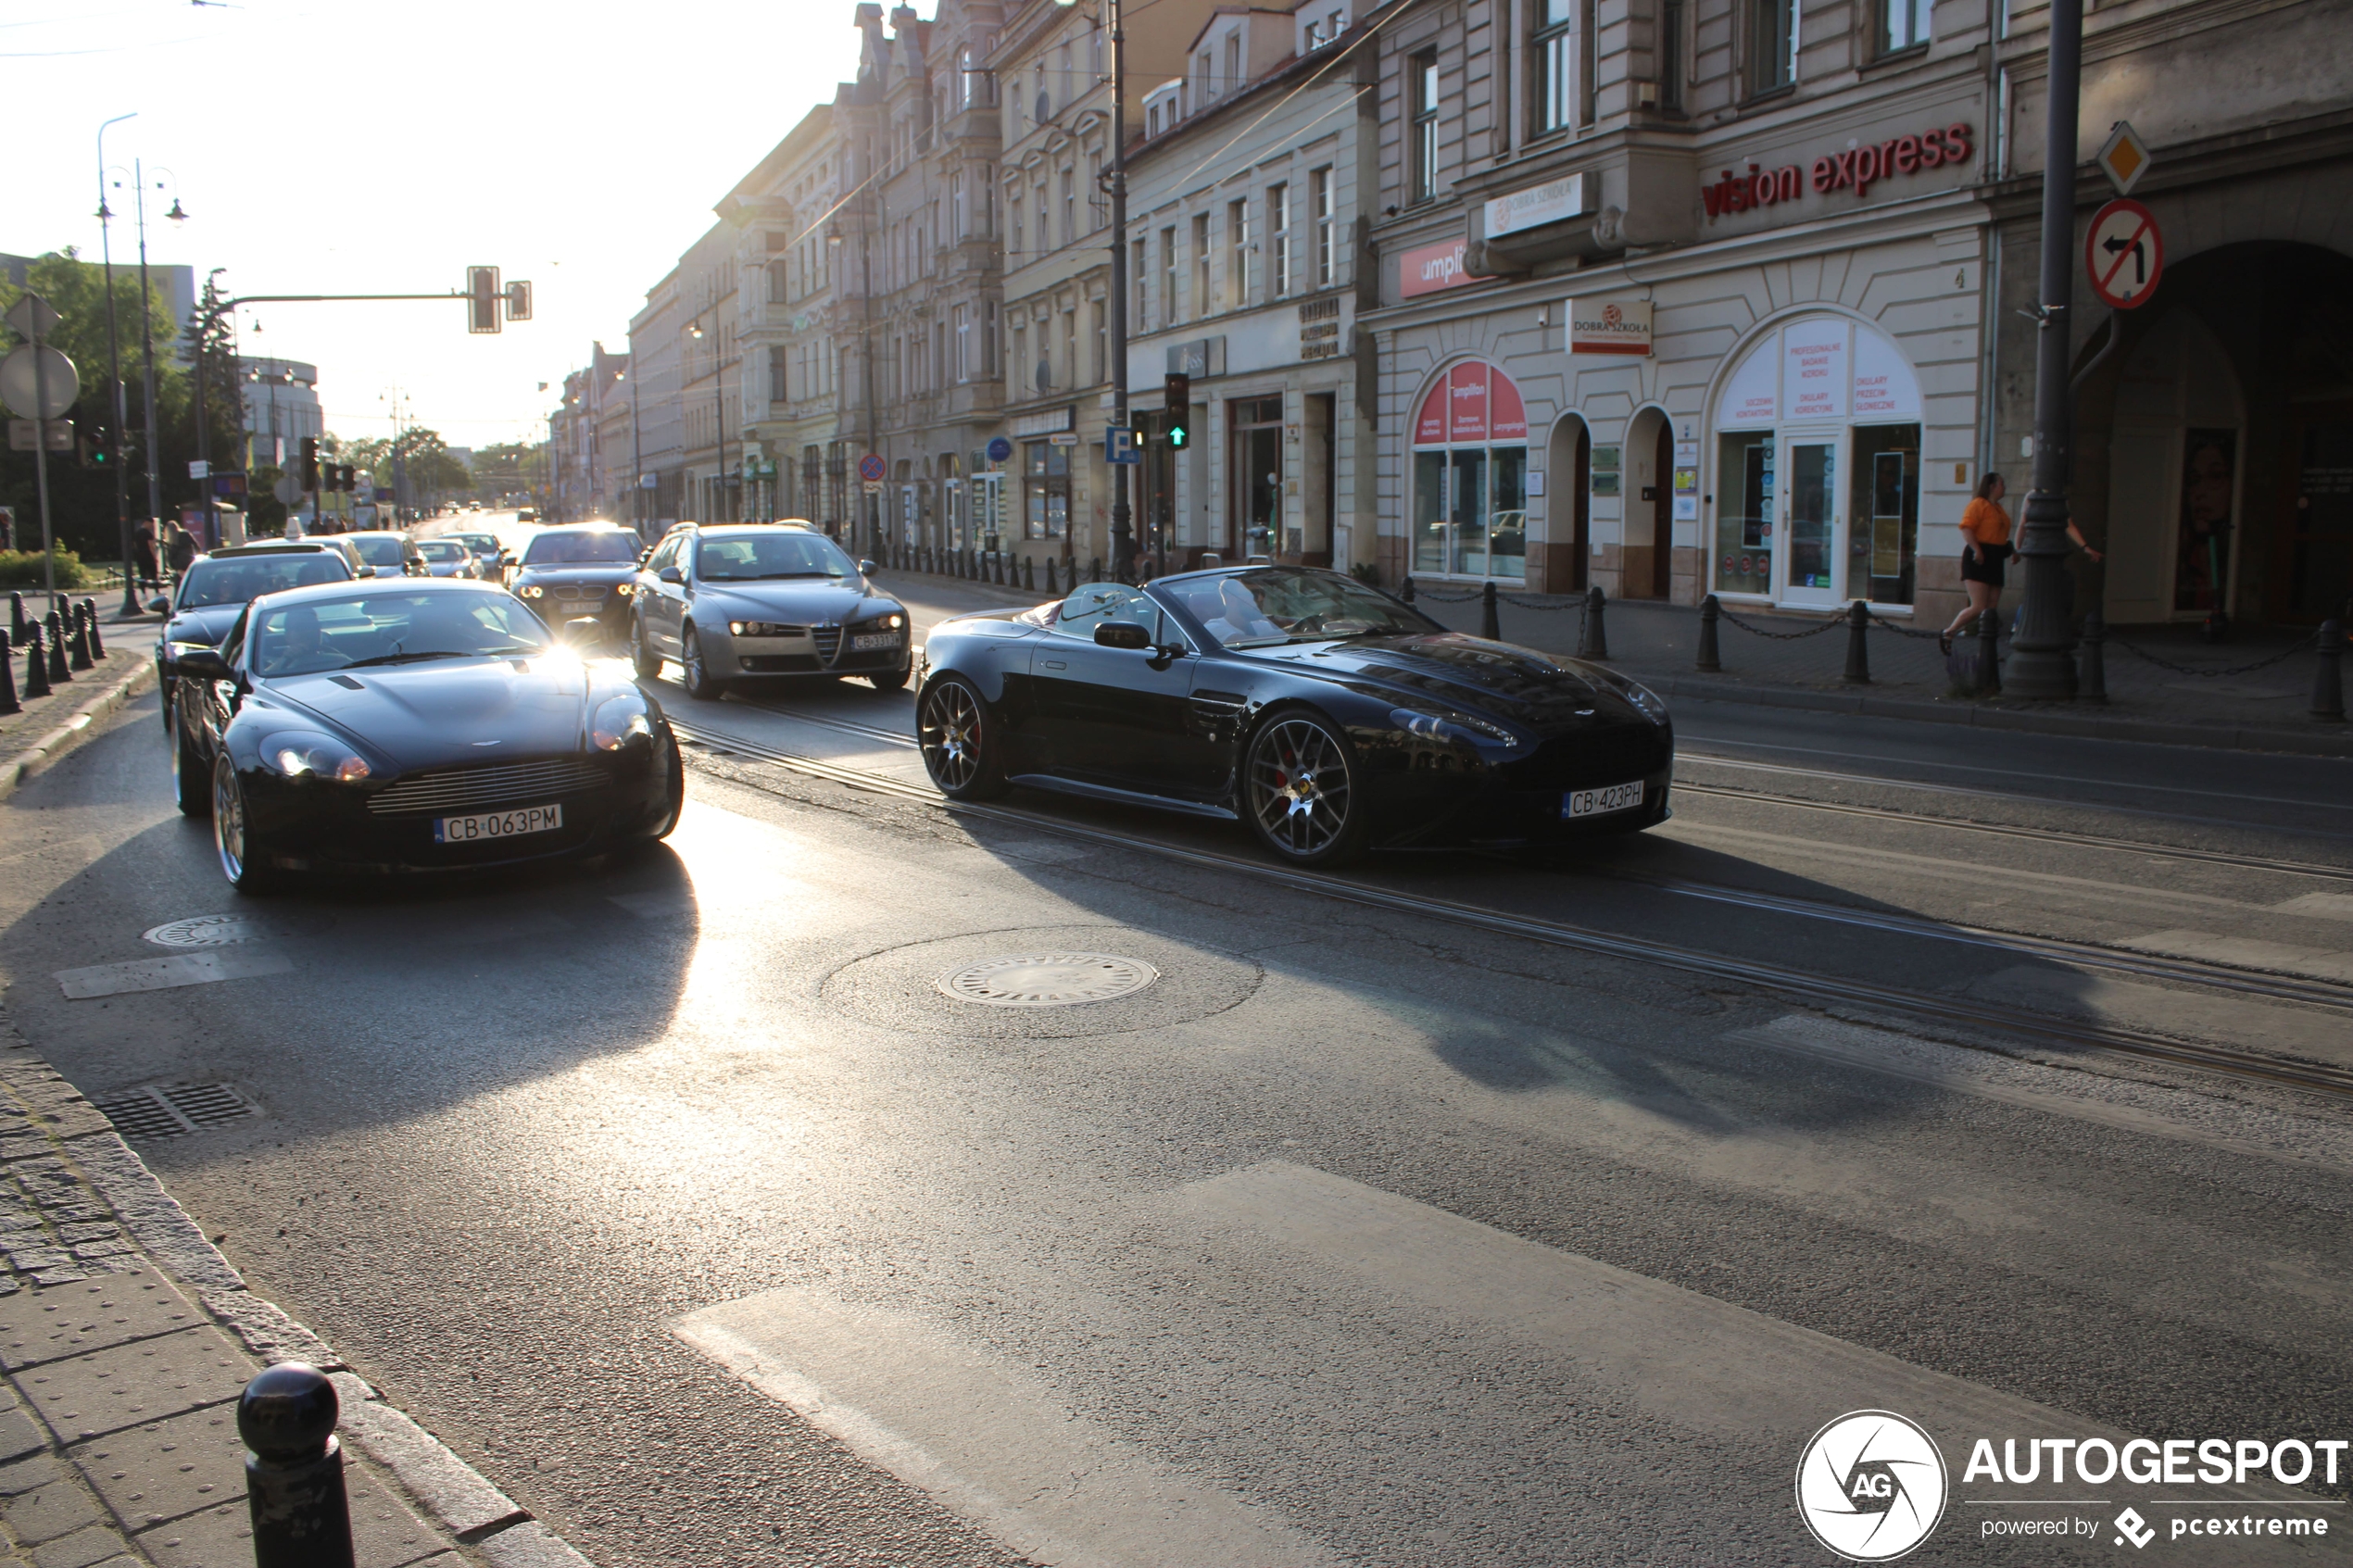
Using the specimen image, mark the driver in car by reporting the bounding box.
[266,607,353,675]
[1198,579,1283,644]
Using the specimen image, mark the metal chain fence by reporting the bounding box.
[1718,605,1845,641]
[2103,629,2317,678]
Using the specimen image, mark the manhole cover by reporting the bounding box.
[939,953,1159,1008]
[143,914,271,949]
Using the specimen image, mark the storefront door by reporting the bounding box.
[1230,397,1285,562]
[2281,406,2353,621]
[1781,438,1843,608]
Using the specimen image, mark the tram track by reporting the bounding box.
[666,715,2353,1103]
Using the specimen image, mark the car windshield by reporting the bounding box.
[454,534,498,554]
[253,592,552,677]
[696,532,854,581]
[178,554,350,608]
[349,536,407,567]
[1173,570,1438,648]
[522,530,639,565]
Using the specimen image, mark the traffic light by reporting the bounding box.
[334,464,353,492]
[81,428,112,470]
[468,266,503,333]
[299,437,321,491]
[1164,372,1190,447]
[504,280,533,322]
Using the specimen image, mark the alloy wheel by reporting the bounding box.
[212,757,249,884]
[919,680,983,793]
[1247,716,1354,859]
[683,628,710,696]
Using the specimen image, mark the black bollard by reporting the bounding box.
[1090,556,1102,583]
[8,592,25,645]
[1843,599,1870,684]
[67,607,94,672]
[21,625,48,699]
[995,552,1007,586]
[1400,575,1416,604]
[2311,619,2345,721]
[0,631,16,715]
[1974,603,2001,696]
[1024,555,1037,592]
[1579,585,1610,660]
[44,611,69,684]
[1479,580,1501,640]
[240,1362,357,1568]
[1696,594,1722,671]
[2078,608,2108,705]
[82,599,104,660]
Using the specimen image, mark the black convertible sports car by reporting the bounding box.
[914,566,1672,864]
[170,579,683,890]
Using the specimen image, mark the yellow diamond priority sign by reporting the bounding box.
[2097,121,2153,197]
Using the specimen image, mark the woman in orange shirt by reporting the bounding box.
[1942,473,2012,654]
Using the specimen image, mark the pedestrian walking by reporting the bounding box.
[1941,474,2013,654]
[132,523,160,593]
[164,521,198,582]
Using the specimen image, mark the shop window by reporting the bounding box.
[1024,440,1070,540]
[1410,363,1531,581]
[1231,396,1286,561]
[1714,433,1776,596]
[1849,424,1920,604]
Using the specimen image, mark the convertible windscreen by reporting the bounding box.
[1172,569,1437,647]
[697,533,855,581]
[522,531,642,565]
[178,555,348,607]
[254,594,553,676]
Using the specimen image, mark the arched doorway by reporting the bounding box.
[2101,314,2245,624]
[1626,407,1672,599]
[1410,362,1531,582]
[1544,414,1591,593]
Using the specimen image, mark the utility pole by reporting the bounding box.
[132,159,168,542]
[2004,0,2085,698]
[862,191,881,558]
[1105,0,1134,583]
[95,113,135,613]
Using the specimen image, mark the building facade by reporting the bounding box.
[236,358,323,471]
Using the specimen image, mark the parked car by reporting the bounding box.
[169,580,683,891]
[506,523,646,640]
[629,522,909,697]
[152,543,355,728]
[914,566,1674,865]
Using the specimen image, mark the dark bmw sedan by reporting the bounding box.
[153,543,354,725]
[169,579,683,891]
[508,523,645,639]
[915,566,1672,865]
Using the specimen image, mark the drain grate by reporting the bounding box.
[938,953,1159,1008]
[93,1084,259,1142]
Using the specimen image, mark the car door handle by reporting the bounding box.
[1041,659,1067,670]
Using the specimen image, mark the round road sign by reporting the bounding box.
[2086,198,2163,309]
[0,345,78,420]
[986,435,1013,463]
[857,452,887,483]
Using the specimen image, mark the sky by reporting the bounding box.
[3,0,863,452]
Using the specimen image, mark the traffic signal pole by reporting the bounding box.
[1105,0,1133,583]
[95,113,136,614]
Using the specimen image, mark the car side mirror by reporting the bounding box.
[1094,620,1152,651]
[859,558,879,576]
[146,595,170,615]
[659,566,684,584]
[177,646,231,680]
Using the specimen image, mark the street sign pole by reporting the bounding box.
[2006,0,2085,699]
[4,295,72,617]
[31,319,56,616]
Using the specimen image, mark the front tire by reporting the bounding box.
[681,624,725,700]
[1243,709,1368,866]
[869,663,912,692]
[211,755,278,894]
[173,707,210,819]
[629,611,663,681]
[918,675,1008,800]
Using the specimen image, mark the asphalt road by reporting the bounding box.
[3,571,2349,1565]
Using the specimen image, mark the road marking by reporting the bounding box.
[56,949,295,999]
[2120,929,2353,984]
[673,1286,1334,1568]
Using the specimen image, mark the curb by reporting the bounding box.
[1644,672,2353,758]
[0,1020,595,1567]
[0,659,157,807]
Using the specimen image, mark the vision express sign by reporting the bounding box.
[1703,121,1974,223]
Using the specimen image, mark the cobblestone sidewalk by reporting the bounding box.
[0,1016,589,1568]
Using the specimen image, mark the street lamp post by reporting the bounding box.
[2003,0,2086,699]
[94,114,136,614]
[1105,0,1133,583]
[129,161,185,546]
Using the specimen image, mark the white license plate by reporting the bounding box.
[434,803,563,844]
[851,632,901,651]
[1564,780,1644,820]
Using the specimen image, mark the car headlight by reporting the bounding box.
[1619,681,1671,726]
[1390,707,1520,748]
[730,621,795,637]
[169,640,216,659]
[260,730,371,781]
[591,693,654,750]
[518,583,544,597]
[878,612,905,630]
[613,583,635,597]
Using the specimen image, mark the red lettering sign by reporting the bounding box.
[1400,237,1474,300]
[1707,123,1972,222]
[1448,362,1490,443]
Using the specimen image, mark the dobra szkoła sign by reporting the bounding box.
[1702,122,1973,222]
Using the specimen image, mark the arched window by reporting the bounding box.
[1412,363,1531,580]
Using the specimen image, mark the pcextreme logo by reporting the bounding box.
[1797,1411,1950,1562]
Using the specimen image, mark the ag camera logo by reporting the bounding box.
[1796,1411,1949,1561]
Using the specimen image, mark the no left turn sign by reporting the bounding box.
[2086,198,2163,309]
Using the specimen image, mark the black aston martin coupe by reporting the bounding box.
[170,579,684,891]
[914,566,1672,864]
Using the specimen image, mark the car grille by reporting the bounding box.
[812,625,841,661]
[1504,727,1673,791]
[367,757,610,816]
[548,585,608,609]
